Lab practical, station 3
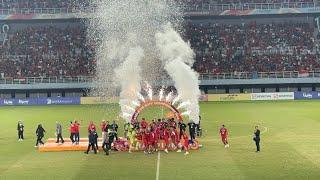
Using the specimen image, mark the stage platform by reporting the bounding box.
[38,138,105,152]
[38,138,200,152]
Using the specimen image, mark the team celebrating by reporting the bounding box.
[17,117,262,155]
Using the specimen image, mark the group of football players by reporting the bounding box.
[126,118,194,155]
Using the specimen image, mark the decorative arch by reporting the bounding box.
[131,100,182,123]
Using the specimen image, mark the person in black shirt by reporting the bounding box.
[253,126,261,152]
[85,130,97,154]
[102,129,110,155]
[111,121,119,140]
[178,121,187,139]
[188,122,196,142]
[103,128,116,155]
[17,121,24,141]
[35,124,45,147]
[196,116,202,137]
[93,130,99,152]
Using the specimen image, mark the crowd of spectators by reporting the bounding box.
[186,21,320,74]
[0,0,89,9]
[0,20,320,79]
[0,26,95,78]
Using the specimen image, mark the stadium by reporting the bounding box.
[1,0,320,179]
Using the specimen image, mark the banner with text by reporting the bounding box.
[251,92,294,101]
[294,92,320,100]
[208,93,251,101]
[0,97,80,106]
[80,97,119,105]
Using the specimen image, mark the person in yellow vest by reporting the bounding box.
[127,126,137,153]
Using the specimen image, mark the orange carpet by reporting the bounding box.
[38,138,200,152]
[38,138,104,152]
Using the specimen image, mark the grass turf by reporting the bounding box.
[0,101,320,180]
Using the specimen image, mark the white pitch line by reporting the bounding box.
[156,151,161,180]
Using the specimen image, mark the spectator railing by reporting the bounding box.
[0,8,89,15]
[0,2,317,15]
[199,71,320,80]
[0,76,94,84]
[185,2,317,14]
[0,71,320,84]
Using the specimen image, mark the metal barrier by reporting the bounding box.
[186,2,316,12]
[0,71,319,84]
[198,71,320,80]
[0,2,317,15]
[0,76,94,84]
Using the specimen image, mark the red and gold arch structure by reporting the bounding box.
[129,99,200,151]
[131,100,183,122]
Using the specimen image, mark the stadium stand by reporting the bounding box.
[0,26,95,78]
[186,21,320,74]
[1,20,319,78]
[0,0,89,9]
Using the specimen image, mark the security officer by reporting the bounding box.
[188,121,196,142]
[178,121,187,139]
[253,126,261,152]
[110,121,119,140]
[35,124,46,147]
[196,115,202,137]
[17,121,24,141]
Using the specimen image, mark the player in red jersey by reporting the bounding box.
[135,129,143,150]
[142,128,149,154]
[73,120,80,145]
[100,120,108,147]
[154,125,161,152]
[88,121,96,133]
[169,118,177,129]
[219,124,229,148]
[87,121,98,151]
[177,130,189,155]
[140,118,148,130]
[162,126,170,153]
[147,127,157,154]
[69,121,76,144]
[170,127,179,150]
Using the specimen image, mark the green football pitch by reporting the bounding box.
[1,101,320,180]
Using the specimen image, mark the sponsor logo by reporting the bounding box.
[51,99,73,104]
[4,99,13,105]
[302,93,313,99]
[18,99,29,104]
[47,99,52,105]
[251,93,294,100]
[295,92,320,100]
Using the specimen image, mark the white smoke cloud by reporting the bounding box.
[115,47,144,122]
[155,23,195,66]
[156,24,201,124]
